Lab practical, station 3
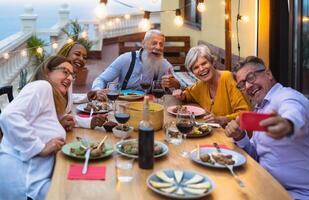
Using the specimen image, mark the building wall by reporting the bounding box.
[160,0,258,58]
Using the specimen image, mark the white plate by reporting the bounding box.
[147,169,215,199]
[167,105,206,117]
[190,147,246,168]
[76,103,110,114]
[115,139,168,159]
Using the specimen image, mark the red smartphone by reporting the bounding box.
[240,112,272,132]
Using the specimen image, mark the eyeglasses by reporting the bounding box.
[54,67,76,80]
[236,68,265,90]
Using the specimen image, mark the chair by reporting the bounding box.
[0,85,14,141]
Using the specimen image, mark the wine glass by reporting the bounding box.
[152,80,165,104]
[176,111,194,157]
[114,101,130,140]
[139,74,151,95]
[106,82,119,113]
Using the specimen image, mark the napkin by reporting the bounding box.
[67,164,106,180]
[199,144,231,150]
[77,113,97,118]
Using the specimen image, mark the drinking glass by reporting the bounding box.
[107,82,119,113]
[139,74,151,95]
[115,154,134,182]
[176,111,194,157]
[164,121,183,145]
[114,101,130,133]
[152,80,165,104]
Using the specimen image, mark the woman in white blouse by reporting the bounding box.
[0,56,74,200]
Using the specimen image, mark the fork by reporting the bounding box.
[90,108,94,118]
[213,142,245,188]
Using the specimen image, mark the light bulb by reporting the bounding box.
[107,21,113,27]
[124,14,130,20]
[174,16,184,27]
[115,18,120,23]
[21,50,27,57]
[302,16,309,22]
[36,47,43,55]
[138,19,151,31]
[52,43,58,49]
[67,38,73,43]
[81,31,88,38]
[197,2,206,12]
[242,15,249,23]
[3,53,9,59]
[94,2,107,20]
[99,24,105,31]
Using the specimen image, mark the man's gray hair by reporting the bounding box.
[233,56,266,73]
[185,45,215,72]
[143,29,165,42]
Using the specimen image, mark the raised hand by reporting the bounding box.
[90,114,108,129]
[225,117,245,140]
[172,89,186,101]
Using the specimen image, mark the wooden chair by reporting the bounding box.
[118,32,190,71]
[0,85,14,141]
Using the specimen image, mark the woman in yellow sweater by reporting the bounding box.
[173,45,251,127]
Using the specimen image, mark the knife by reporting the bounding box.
[82,148,91,174]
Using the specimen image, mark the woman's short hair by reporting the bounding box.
[185,45,215,72]
[233,56,266,73]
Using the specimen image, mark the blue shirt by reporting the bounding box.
[92,49,173,90]
[236,83,309,199]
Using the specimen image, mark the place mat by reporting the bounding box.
[199,144,231,150]
[67,164,106,180]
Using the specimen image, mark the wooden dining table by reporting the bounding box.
[46,95,292,200]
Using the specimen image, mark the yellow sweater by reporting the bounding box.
[184,71,251,120]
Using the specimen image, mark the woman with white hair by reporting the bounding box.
[173,45,251,127]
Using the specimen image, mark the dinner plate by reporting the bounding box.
[186,124,212,138]
[115,139,168,159]
[76,102,110,114]
[61,141,113,160]
[167,105,206,117]
[118,90,145,101]
[190,147,246,168]
[146,169,215,199]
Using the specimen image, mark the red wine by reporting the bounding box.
[138,127,154,169]
[152,89,165,98]
[176,122,193,134]
[107,92,119,101]
[114,113,130,124]
[140,82,151,90]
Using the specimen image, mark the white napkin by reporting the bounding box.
[73,93,89,104]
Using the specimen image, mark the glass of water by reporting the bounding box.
[115,154,134,182]
[164,121,183,145]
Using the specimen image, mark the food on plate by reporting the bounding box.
[84,101,108,112]
[69,139,106,157]
[183,174,204,185]
[115,125,131,132]
[200,152,235,165]
[155,171,175,183]
[121,141,163,155]
[187,182,211,189]
[174,170,183,183]
[172,105,189,114]
[191,124,211,135]
[103,121,118,132]
[149,180,174,188]
[183,187,208,195]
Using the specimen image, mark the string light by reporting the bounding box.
[67,38,73,43]
[124,14,130,20]
[197,0,206,12]
[107,21,114,26]
[115,17,121,23]
[3,53,10,59]
[81,31,88,38]
[99,24,105,31]
[36,47,43,55]
[139,11,151,31]
[174,9,184,27]
[21,50,27,57]
[94,0,108,20]
[303,16,309,23]
[52,43,59,49]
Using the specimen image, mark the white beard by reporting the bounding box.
[141,50,163,80]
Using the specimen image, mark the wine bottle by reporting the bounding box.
[138,96,154,169]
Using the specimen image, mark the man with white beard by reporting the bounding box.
[92,29,180,95]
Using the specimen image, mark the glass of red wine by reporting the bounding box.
[176,110,194,157]
[107,82,119,113]
[115,101,130,139]
[139,74,151,95]
[152,80,165,104]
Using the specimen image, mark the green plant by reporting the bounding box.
[26,36,47,67]
[61,19,93,52]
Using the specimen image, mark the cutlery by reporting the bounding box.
[80,138,91,175]
[90,108,94,118]
[196,144,200,160]
[213,142,245,188]
[96,135,107,150]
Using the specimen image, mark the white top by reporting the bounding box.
[0,80,66,200]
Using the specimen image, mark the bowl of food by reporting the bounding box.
[103,121,118,132]
[112,125,134,139]
[127,102,164,131]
